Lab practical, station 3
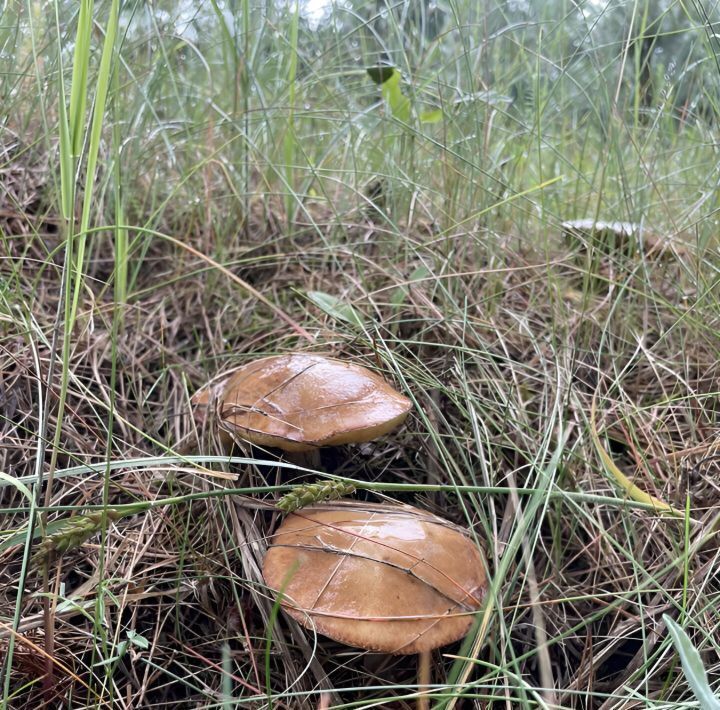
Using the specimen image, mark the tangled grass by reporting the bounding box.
[2,1,720,707]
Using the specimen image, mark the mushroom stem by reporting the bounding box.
[418,649,431,710]
[284,448,321,471]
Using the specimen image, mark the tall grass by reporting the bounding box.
[1,0,720,707]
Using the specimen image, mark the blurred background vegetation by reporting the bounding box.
[4,0,720,251]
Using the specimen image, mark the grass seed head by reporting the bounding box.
[32,510,123,571]
[277,480,357,513]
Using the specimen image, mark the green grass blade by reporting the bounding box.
[57,65,73,220]
[663,615,720,710]
[53,0,74,221]
[306,291,366,329]
[71,0,120,323]
[283,0,300,227]
[112,35,126,307]
[0,472,33,503]
[69,0,93,157]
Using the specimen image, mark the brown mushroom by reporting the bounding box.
[262,500,486,655]
[217,354,412,457]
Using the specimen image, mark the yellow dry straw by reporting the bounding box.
[589,393,685,519]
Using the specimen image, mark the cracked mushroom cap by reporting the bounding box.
[218,354,412,452]
[262,501,487,655]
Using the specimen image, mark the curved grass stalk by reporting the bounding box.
[589,393,687,520]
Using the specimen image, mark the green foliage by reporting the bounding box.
[307,291,366,329]
[380,68,411,123]
[366,65,440,124]
[664,615,720,710]
[93,630,150,668]
[68,0,93,157]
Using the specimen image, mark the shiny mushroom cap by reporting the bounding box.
[262,501,487,654]
[219,354,412,452]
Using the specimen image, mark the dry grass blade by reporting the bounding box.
[0,621,98,701]
[160,232,313,341]
[589,392,687,520]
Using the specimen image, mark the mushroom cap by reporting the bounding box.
[189,376,236,448]
[219,354,412,452]
[190,376,229,425]
[262,501,486,654]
